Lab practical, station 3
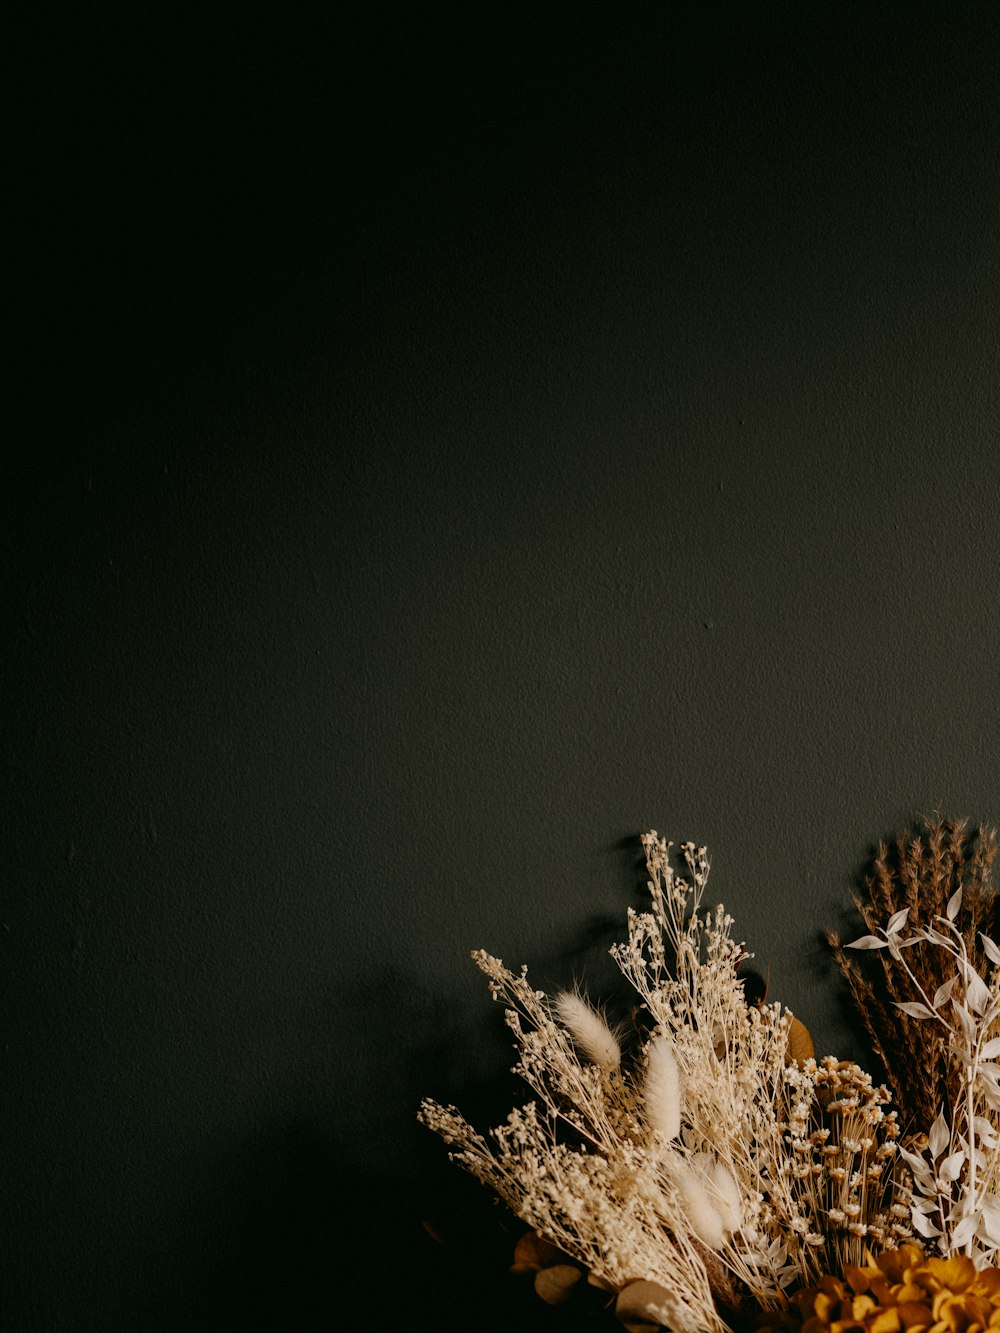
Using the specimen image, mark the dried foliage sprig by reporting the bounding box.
[420,831,908,1333]
[828,817,998,1133]
[844,883,1000,1263]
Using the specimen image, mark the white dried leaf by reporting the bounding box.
[953,999,978,1044]
[980,1197,1000,1246]
[947,887,963,921]
[887,907,910,935]
[938,1149,966,1182]
[899,1146,934,1182]
[911,1209,943,1239]
[928,1111,950,1160]
[932,977,959,1009]
[846,934,887,950]
[952,1212,979,1249]
[980,1038,1000,1061]
[895,1001,933,1020]
[980,933,1000,966]
[964,966,990,1016]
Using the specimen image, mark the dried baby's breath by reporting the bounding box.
[420,831,911,1331]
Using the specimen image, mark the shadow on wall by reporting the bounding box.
[140,844,660,1331]
[139,1089,608,1330]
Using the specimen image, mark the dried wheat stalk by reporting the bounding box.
[827,817,998,1134]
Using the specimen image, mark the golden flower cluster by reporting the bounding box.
[762,1245,1000,1333]
[772,1057,907,1278]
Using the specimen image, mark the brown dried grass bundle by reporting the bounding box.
[827,817,998,1134]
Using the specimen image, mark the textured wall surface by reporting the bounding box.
[7,3,1000,1329]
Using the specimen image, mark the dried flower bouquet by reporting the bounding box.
[420,820,1000,1333]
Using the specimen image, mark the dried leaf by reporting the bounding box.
[980,1196,1000,1245]
[512,1231,565,1273]
[938,1149,966,1182]
[785,1014,815,1065]
[964,964,990,1015]
[510,1233,541,1274]
[947,886,964,920]
[953,998,977,1043]
[952,1211,979,1249]
[911,1209,943,1239]
[981,933,1000,966]
[534,1264,583,1305]
[898,1146,933,1182]
[846,934,888,950]
[887,907,910,935]
[928,1111,950,1159]
[616,1280,687,1333]
[894,1001,933,1020]
[587,1271,615,1292]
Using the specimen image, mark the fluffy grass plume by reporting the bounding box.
[644,1032,682,1143]
[554,991,621,1070]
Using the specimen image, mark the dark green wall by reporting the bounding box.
[7,3,1000,1328]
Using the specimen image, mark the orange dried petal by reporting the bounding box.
[814,1293,837,1322]
[967,1296,994,1325]
[820,1276,848,1298]
[925,1259,977,1294]
[939,1295,973,1333]
[900,1308,936,1331]
[870,1309,902,1333]
[897,1286,930,1304]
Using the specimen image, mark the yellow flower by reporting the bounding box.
[761,1249,1000,1333]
